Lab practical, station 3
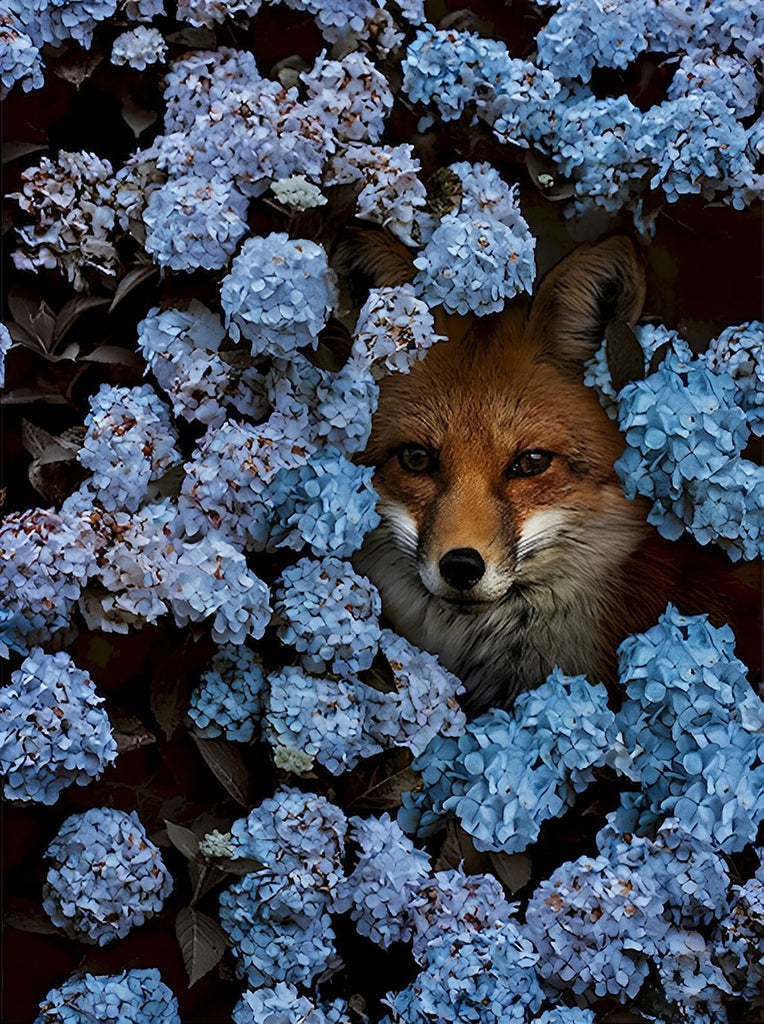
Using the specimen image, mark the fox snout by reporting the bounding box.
[438,548,485,591]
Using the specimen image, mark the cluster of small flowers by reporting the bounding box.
[111,25,167,69]
[715,859,764,1003]
[385,921,542,1024]
[613,606,764,852]
[220,789,347,986]
[0,507,99,648]
[0,1,44,96]
[301,51,392,145]
[271,175,327,211]
[13,0,118,51]
[43,807,173,945]
[351,285,446,377]
[0,648,116,804]
[399,668,616,853]
[11,151,122,290]
[177,0,261,28]
[233,983,349,1024]
[413,161,536,316]
[706,321,764,437]
[221,234,337,357]
[143,176,250,271]
[326,143,427,246]
[78,384,181,514]
[0,322,11,388]
[35,969,180,1024]
[188,645,266,742]
[274,556,382,676]
[615,347,763,559]
[136,302,268,428]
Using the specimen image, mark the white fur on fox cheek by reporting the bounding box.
[378,500,419,558]
[516,509,570,565]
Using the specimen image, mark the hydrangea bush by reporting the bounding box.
[1,1,762,1021]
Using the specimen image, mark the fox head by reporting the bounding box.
[353,235,653,710]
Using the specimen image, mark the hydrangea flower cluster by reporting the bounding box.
[136,302,268,428]
[400,668,616,853]
[273,556,382,676]
[221,790,347,986]
[189,645,265,742]
[301,52,393,144]
[0,507,99,648]
[413,162,536,316]
[43,807,173,945]
[11,151,121,290]
[334,813,430,946]
[266,447,380,558]
[706,321,764,436]
[615,347,763,560]
[78,384,181,513]
[221,234,337,357]
[143,177,249,271]
[715,859,764,1003]
[613,605,764,851]
[111,26,167,69]
[385,921,542,1024]
[0,322,12,389]
[0,3,44,96]
[0,648,117,804]
[233,983,349,1024]
[264,665,371,774]
[177,0,261,28]
[35,969,180,1024]
[351,285,446,377]
[358,630,467,758]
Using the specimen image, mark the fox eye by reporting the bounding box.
[397,444,435,474]
[506,450,554,478]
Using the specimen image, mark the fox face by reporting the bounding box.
[354,236,660,711]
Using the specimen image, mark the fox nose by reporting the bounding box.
[439,548,486,591]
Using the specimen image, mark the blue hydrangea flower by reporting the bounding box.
[668,50,760,119]
[111,25,167,69]
[0,4,44,97]
[350,285,446,378]
[230,787,347,892]
[233,983,349,1024]
[655,925,734,1023]
[584,324,693,419]
[177,0,261,28]
[0,648,117,804]
[533,1012,596,1024]
[266,447,380,558]
[264,665,371,775]
[220,234,337,357]
[0,321,11,388]
[78,384,181,514]
[273,556,382,676]
[714,859,764,1002]
[614,605,764,852]
[615,348,762,559]
[385,921,541,1024]
[43,807,173,945]
[358,630,466,758]
[301,51,393,144]
[28,0,118,48]
[143,176,249,272]
[525,851,670,999]
[400,668,615,854]
[136,302,268,428]
[706,321,764,436]
[536,0,649,83]
[35,969,180,1024]
[332,813,431,946]
[220,871,337,988]
[413,211,536,316]
[189,645,266,742]
[408,869,516,964]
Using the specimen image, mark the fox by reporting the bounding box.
[345,233,761,713]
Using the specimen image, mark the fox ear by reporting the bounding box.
[526,236,646,371]
[333,227,415,287]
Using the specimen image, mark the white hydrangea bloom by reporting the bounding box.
[283,0,378,42]
[271,175,327,211]
[124,0,165,19]
[111,26,167,69]
[177,0,261,27]
[301,51,393,144]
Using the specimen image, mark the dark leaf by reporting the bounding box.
[121,94,160,138]
[525,149,575,201]
[109,707,156,753]
[8,293,56,349]
[146,464,185,502]
[2,140,48,165]
[175,907,228,988]
[81,346,144,369]
[211,855,264,876]
[357,650,398,694]
[164,25,216,47]
[21,419,58,460]
[53,296,110,345]
[189,861,232,905]
[165,820,202,862]
[605,320,645,394]
[488,851,533,894]
[434,818,491,874]
[648,341,672,375]
[0,386,68,405]
[151,673,186,740]
[51,44,104,88]
[346,748,420,812]
[109,263,159,312]
[5,898,61,935]
[192,735,253,806]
